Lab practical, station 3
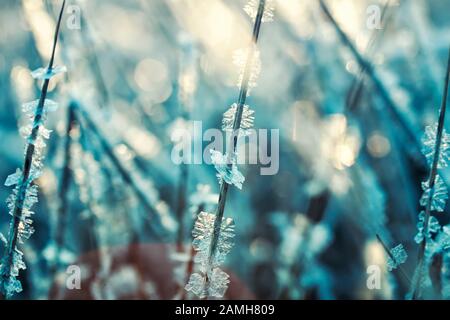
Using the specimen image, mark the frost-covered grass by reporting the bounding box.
[0,0,67,298]
[409,47,450,300]
[184,0,274,299]
[2,0,450,301]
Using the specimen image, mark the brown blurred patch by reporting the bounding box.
[49,243,255,300]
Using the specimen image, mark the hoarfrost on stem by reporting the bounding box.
[244,0,276,23]
[185,212,234,298]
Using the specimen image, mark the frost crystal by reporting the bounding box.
[244,0,275,23]
[185,268,231,299]
[415,211,441,244]
[0,249,26,297]
[222,103,255,137]
[5,169,23,187]
[210,150,245,189]
[386,244,408,271]
[192,211,235,272]
[31,65,67,80]
[22,99,59,116]
[185,273,207,298]
[6,183,38,244]
[208,268,230,298]
[421,124,450,168]
[185,212,235,298]
[420,175,448,212]
[233,47,261,93]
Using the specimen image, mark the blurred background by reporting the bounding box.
[1,0,450,300]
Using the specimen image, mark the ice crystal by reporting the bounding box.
[233,47,261,93]
[0,249,26,298]
[185,268,231,299]
[185,272,207,298]
[436,225,450,250]
[415,211,441,244]
[31,65,67,80]
[6,184,38,244]
[386,244,408,271]
[4,169,22,187]
[210,150,245,189]
[421,123,450,168]
[420,175,448,212]
[22,99,59,116]
[185,212,235,298]
[222,103,255,137]
[192,211,235,272]
[244,0,275,23]
[207,268,230,298]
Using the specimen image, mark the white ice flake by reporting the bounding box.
[208,268,230,298]
[415,211,441,244]
[244,0,275,23]
[185,272,207,298]
[31,65,67,80]
[421,123,450,168]
[22,99,59,115]
[4,169,23,187]
[192,212,235,271]
[185,212,235,298]
[386,244,408,272]
[232,47,261,94]
[210,150,245,189]
[222,103,255,137]
[420,175,448,212]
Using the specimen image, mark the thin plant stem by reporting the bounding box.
[72,102,169,240]
[204,0,267,295]
[0,0,66,298]
[51,103,76,276]
[376,234,412,286]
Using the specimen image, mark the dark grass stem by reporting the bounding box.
[376,234,412,286]
[51,103,76,277]
[204,0,267,295]
[72,102,170,241]
[0,0,66,299]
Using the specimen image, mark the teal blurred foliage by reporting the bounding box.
[1,0,450,300]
